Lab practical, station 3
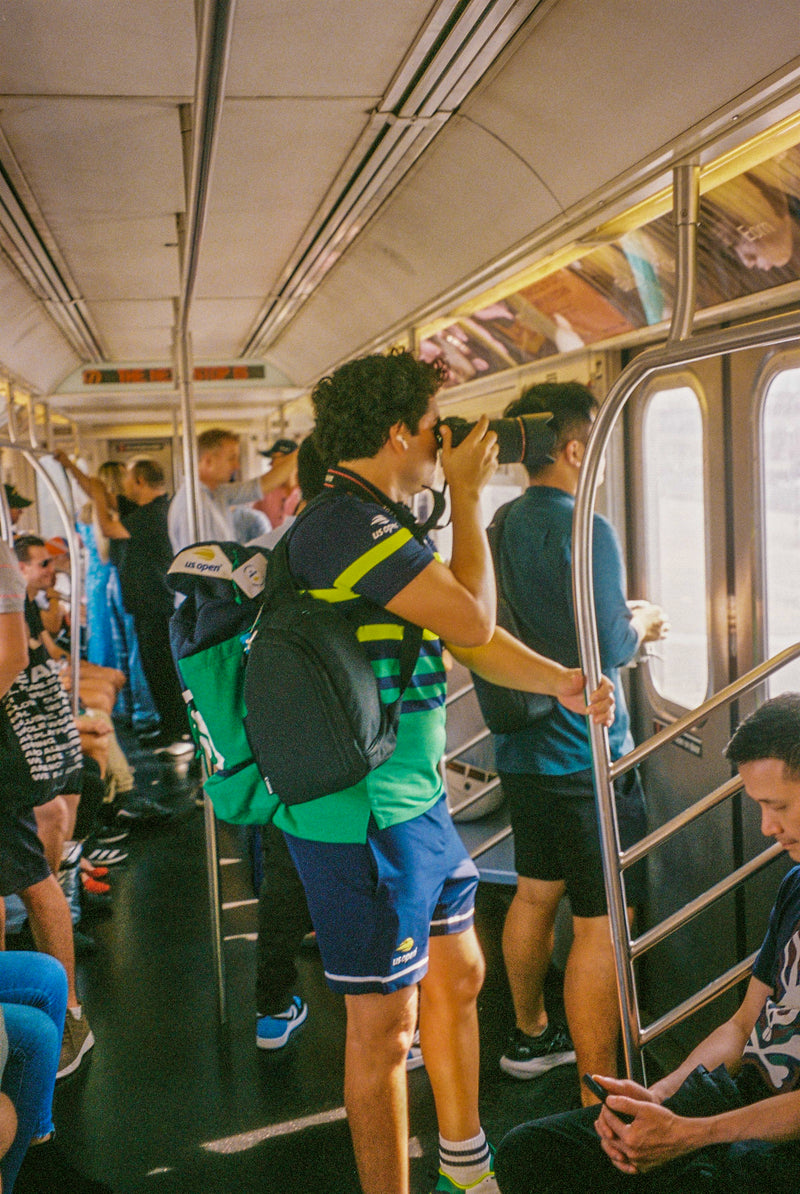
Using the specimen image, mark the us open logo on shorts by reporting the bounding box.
[392,937,418,966]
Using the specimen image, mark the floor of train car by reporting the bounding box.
[43,731,583,1194]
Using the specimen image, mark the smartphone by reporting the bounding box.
[582,1074,634,1123]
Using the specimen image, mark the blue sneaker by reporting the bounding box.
[256,996,308,1050]
[433,1145,497,1193]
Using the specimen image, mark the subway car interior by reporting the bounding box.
[1,2,800,1190]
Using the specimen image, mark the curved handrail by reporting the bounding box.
[571,303,800,1080]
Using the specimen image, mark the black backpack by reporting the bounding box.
[470,499,555,733]
[243,485,424,806]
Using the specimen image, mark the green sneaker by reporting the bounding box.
[433,1145,498,1193]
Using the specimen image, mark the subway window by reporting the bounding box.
[762,366,800,693]
[642,385,708,708]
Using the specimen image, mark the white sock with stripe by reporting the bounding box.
[439,1129,491,1185]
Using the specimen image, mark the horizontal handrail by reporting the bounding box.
[638,952,758,1048]
[612,641,800,779]
[442,726,491,765]
[470,823,512,861]
[630,843,783,959]
[620,775,743,869]
[445,682,475,707]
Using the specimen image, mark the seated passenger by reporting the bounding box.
[0,541,94,1081]
[495,693,800,1194]
[0,951,112,1192]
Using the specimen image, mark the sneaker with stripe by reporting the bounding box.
[256,996,308,1050]
[433,1144,497,1193]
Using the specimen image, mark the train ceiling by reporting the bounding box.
[1,0,799,425]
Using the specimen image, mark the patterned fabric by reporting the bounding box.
[742,864,800,1094]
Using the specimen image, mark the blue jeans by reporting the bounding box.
[0,952,67,1192]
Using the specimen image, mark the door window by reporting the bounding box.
[762,367,800,693]
[642,386,708,708]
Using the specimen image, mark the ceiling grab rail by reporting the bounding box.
[175,0,237,1026]
[1,423,83,720]
[572,160,800,1083]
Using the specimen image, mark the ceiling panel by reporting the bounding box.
[466,0,800,210]
[0,0,195,97]
[0,259,80,392]
[194,97,374,295]
[88,299,177,361]
[227,0,438,97]
[267,117,562,383]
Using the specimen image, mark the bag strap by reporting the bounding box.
[261,485,424,713]
[487,497,529,637]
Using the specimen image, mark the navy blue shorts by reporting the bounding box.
[500,767,647,917]
[0,807,50,897]
[283,795,479,995]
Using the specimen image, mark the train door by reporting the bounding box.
[622,347,798,1052]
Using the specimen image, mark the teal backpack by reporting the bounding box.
[167,541,279,824]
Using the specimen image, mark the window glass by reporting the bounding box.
[762,368,800,693]
[642,387,708,707]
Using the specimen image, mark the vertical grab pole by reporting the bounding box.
[572,161,701,1082]
[177,0,238,1025]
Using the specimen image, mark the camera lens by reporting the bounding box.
[435,414,556,471]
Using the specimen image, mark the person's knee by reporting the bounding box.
[427,932,485,1004]
[0,1092,17,1162]
[33,797,69,843]
[346,991,417,1066]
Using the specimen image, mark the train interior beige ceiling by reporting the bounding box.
[0,0,799,417]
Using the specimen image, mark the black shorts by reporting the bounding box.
[0,806,51,897]
[500,767,647,917]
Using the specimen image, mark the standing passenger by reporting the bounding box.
[167,428,298,553]
[269,351,615,1194]
[491,382,668,1096]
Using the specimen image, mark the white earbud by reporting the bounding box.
[398,435,408,449]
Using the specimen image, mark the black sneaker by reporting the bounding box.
[499,1023,576,1079]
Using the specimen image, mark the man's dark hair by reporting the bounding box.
[129,458,165,489]
[504,381,598,476]
[13,534,45,563]
[725,693,800,779]
[297,436,327,502]
[312,349,446,466]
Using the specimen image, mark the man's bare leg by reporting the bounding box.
[20,875,79,1008]
[32,797,70,877]
[502,877,563,1036]
[566,912,634,1100]
[418,928,485,1141]
[344,984,417,1194]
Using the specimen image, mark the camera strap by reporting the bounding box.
[324,467,446,539]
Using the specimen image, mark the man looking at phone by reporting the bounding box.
[494,692,800,1194]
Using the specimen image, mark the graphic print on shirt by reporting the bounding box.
[742,926,800,1093]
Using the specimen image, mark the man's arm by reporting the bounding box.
[449,627,615,725]
[258,449,298,497]
[594,976,794,1173]
[385,419,498,646]
[0,611,28,697]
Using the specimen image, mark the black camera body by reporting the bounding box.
[434,413,556,473]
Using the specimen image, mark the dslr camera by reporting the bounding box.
[433,412,556,473]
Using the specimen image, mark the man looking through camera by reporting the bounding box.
[270,351,614,1194]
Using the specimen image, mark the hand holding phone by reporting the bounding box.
[582,1074,635,1123]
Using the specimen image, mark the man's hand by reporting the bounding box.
[439,416,498,500]
[593,1076,704,1174]
[629,600,670,644]
[555,671,615,726]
